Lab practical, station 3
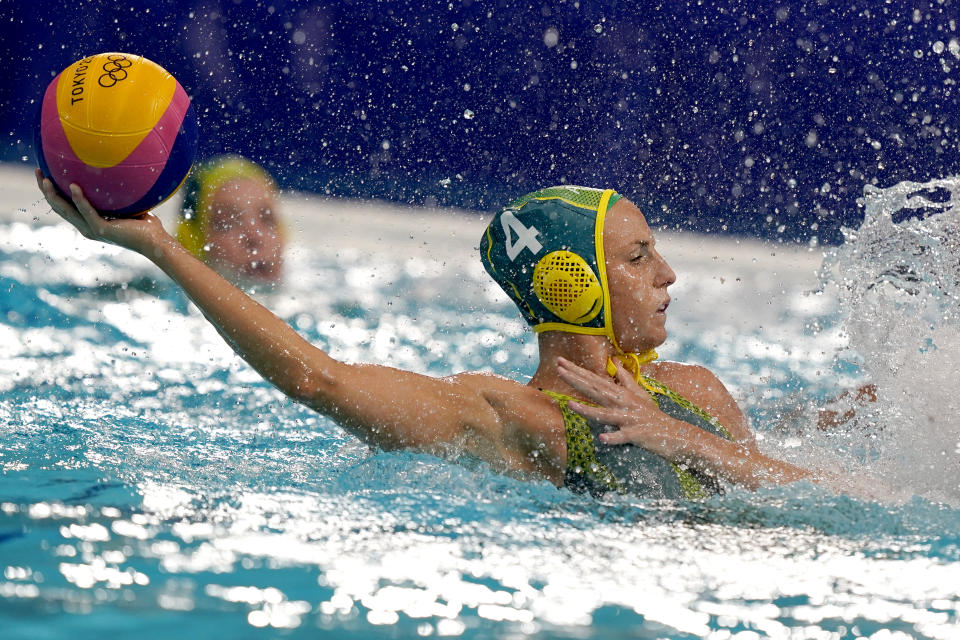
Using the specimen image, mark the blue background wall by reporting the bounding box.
[2,0,959,242]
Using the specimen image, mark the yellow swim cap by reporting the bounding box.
[176,155,278,259]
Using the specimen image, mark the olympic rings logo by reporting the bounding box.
[98,55,133,88]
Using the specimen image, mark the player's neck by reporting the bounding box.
[528,332,613,395]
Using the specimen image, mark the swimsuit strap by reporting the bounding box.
[607,351,733,441]
[543,383,717,500]
[634,375,733,440]
[541,390,624,493]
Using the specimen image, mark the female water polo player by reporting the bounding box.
[175,155,285,286]
[36,173,818,499]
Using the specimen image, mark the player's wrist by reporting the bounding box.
[134,227,180,262]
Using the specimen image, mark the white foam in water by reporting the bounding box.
[5,164,960,636]
[821,176,960,503]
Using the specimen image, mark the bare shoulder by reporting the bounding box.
[447,370,544,409]
[647,361,754,442]
[648,360,723,390]
[449,371,561,429]
[448,371,566,481]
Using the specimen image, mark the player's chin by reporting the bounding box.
[623,327,668,353]
[243,260,282,283]
[654,328,668,348]
[648,320,669,346]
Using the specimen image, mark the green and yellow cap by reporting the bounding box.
[176,155,277,259]
[480,185,623,340]
[481,185,661,386]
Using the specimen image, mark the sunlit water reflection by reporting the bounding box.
[1,184,959,638]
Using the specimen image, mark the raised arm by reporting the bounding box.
[35,172,500,454]
[556,357,813,490]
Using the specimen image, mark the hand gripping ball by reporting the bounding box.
[36,53,199,216]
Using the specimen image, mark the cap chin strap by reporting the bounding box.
[601,283,659,392]
[589,188,662,392]
[606,348,659,394]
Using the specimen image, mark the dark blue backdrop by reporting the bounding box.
[3,0,959,242]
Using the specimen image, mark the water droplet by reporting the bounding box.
[543,28,559,48]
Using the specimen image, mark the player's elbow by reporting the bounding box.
[285,365,340,409]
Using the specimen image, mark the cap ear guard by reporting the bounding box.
[533,251,603,324]
[480,185,619,332]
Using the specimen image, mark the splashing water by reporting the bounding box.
[3,172,960,637]
[821,176,960,503]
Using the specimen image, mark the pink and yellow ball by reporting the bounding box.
[36,52,198,216]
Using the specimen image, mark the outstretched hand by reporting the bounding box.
[35,169,170,254]
[556,356,698,459]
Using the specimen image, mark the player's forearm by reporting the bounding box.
[667,419,812,489]
[146,233,332,400]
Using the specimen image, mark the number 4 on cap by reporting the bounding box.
[500,211,543,261]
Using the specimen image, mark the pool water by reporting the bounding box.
[1,177,960,639]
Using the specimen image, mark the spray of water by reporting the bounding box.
[820,176,960,503]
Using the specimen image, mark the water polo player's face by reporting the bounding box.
[603,200,677,352]
[206,178,284,284]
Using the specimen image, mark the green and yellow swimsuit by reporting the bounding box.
[545,376,733,500]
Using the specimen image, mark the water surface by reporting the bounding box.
[1,182,959,638]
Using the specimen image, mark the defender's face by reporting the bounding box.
[205,178,284,285]
[602,199,677,353]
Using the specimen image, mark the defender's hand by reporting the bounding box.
[557,358,667,446]
[36,169,170,254]
[556,356,695,457]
